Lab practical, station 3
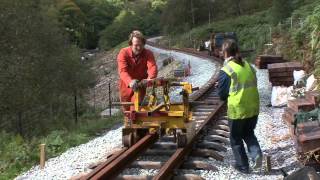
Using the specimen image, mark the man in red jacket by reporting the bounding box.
[117,30,158,111]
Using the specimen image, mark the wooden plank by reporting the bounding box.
[267,62,303,72]
[255,55,285,69]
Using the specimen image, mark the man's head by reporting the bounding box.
[128,30,146,55]
[222,39,239,59]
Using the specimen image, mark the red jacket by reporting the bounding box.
[117,47,158,107]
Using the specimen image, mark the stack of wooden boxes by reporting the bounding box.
[267,62,303,87]
[282,91,320,169]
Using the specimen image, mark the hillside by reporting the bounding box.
[160,0,320,75]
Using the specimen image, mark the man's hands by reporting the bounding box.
[129,79,139,91]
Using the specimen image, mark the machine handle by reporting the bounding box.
[150,102,166,113]
[137,78,177,88]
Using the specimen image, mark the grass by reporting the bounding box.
[0,112,123,180]
[113,40,128,52]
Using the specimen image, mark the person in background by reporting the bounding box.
[217,39,262,174]
[117,30,158,111]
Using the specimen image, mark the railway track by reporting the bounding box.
[80,44,228,180]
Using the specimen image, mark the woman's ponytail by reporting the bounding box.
[222,39,243,66]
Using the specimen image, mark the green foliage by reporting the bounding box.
[0,132,36,179]
[45,130,67,156]
[2,0,277,51]
[166,10,271,60]
[0,114,122,179]
[271,0,293,25]
[0,0,95,136]
[161,0,212,34]
[73,0,120,49]
[42,130,88,156]
[272,0,320,75]
[54,0,119,49]
[163,0,320,64]
[161,0,272,35]
[306,6,320,52]
[292,29,306,47]
[291,0,320,18]
[56,0,88,47]
[106,0,126,8]
[99,1,163,50]
[304,5,320,75]
[151,0,167,10]
[99,10,140,49]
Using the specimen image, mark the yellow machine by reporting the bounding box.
[121,78,198,147]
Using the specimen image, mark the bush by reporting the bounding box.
[0,113,122,179]
[305,5,320,75]
[270,0,293,25]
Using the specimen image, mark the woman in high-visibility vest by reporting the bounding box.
[217,39,262,174]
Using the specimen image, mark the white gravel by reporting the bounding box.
[146,45,218,102]
[16,45,217,180]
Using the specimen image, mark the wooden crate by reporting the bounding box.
[296,122,320,153]
[287,98,315,112]
[267,62,303,73]
[255,55,285,69]
[268,62,303,86]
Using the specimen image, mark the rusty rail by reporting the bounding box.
[81,133,158,180]
[154,100,224,180]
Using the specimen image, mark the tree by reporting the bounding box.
[0,0,95,135]
[52,0,120,49]
[99,0,164,50]
[56,0,88,47]
[161,0,215,34]
[271,0,293,25]
[74,0,120,49]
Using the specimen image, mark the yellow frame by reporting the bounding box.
[127,82,194,131]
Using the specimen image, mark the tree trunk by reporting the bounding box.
[17,111,23,136]
[235,0,242,16]
[74,91,78,124]
[190,0,195,27]
[109,82,112,117]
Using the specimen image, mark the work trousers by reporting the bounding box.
[228,115,262,168]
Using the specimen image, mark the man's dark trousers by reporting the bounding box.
[228,115,262,169]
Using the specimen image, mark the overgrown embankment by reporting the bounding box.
[160,0,320,75]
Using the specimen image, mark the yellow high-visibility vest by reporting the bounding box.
[221,60,260,119]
